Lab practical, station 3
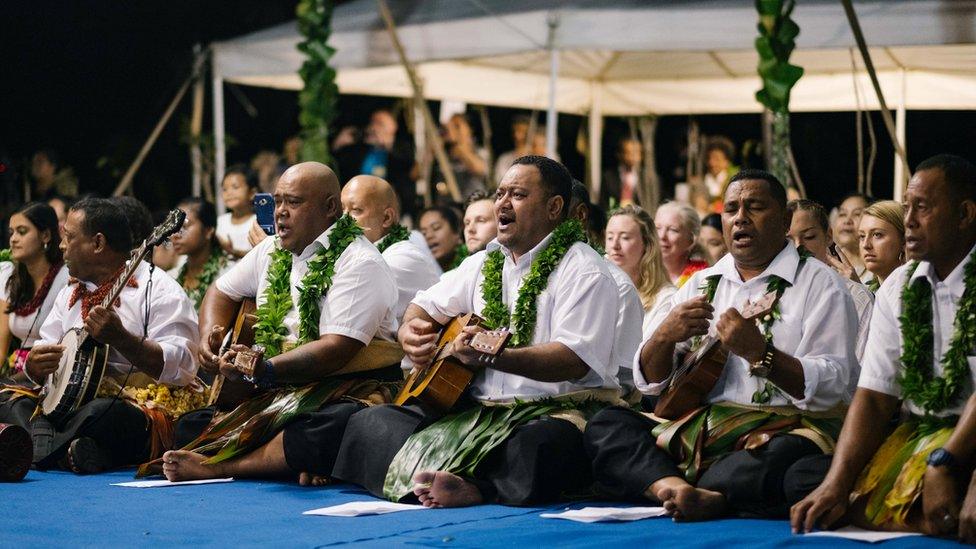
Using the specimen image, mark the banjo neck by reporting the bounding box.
[80,241,155,345]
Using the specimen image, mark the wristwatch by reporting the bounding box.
[244,358,276,390]
[749,341,775,378]
[927,447,957,469]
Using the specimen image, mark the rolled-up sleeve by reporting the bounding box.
[786,275,859,410]
[632,285,688,395]
[320,254,397,345]
[411,253,483,325]
[214,238,269,300]
[549,270,619,387]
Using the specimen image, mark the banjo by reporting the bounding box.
[39,209,186,424]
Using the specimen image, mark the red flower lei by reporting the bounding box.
[13,262,64,316]
[68,263,138,320]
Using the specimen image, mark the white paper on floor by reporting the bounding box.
[540,506,668,523]
[303,501,429,517]
[804,526,924,543]
[112,478,234,488]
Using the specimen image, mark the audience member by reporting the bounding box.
[703,136,737,207]
[433,114,488,201]
[463,191,497,254]
[655,201,708,287]
[29,149,78,200]
[419,205,465,272]
[251,150,282,193]
[493,118,552,184]
[857,200,905,291]
[111,195,153,248]
[699,212,727,265]
[832,192,872,282]
[170,197,235,308]
[601,138,642,209]
[216,165,258,259]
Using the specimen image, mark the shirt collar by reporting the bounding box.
[908,241,976,299]
[486,231,557,267]
[706,241,798,286]
[291,224,338,261]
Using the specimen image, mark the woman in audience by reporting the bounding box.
[831,192,872,282]
[605,205,676,333]
[699,212,727,265]
[858,200,906,292]
[788,199,873,362]
[171,198,235,308]
[655,201,708,287]
[216,164,258,259]
[419,206,466,272]
[0,202,69,378]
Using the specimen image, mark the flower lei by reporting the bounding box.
[448,243,469,271]
[698,246,809,404]
[480,219,585,347]
[177,247,229,308]
[376,224,410,253]
[897,247,976,415]
[252,214,363,358]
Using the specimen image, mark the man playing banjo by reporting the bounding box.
[584,169,859,520]
[161,161,402,485]
[0,198,199,473]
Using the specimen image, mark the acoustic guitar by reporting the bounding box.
[394,313,511,413]
[206,298,259,411]
[654,290,778,420]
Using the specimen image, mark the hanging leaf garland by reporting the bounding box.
[296,0,338,165]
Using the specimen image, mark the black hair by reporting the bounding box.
[787,199,830,233]
[420,205,461,235]
[5,202,63,312]
[177,197,219,248]
[111,196,153,247]
[570,179,589,207]
[728,168,787,209]
[586,201,607,243]
[71,197,133,253]
[915,154,976,202]
[701,212,723,233]
[704,136,736,162]
[511,155,574,217]
[223,163,260,191]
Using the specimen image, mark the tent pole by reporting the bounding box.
[213,60,227,215]
[893,68,907,202]
[190,43,205,199]
[545,14,559,159]
[587,85,602,204]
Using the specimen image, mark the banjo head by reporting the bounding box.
[41,329,82,416]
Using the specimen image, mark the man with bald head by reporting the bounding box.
[160,161,402,484]
[342,175,440,321]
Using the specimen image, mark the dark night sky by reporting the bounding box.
[3,1,975,215]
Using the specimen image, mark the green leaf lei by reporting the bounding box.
[448,243,469,271]
[479,219,585,347]
[376,224,410,253]
[698,249,808,404]
[897,247,976,415]
[177,247,229,308]
[252,214,363,358]
[0,248,10,263]
[866,277,881,293]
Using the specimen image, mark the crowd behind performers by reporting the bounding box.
[4,123,976,541]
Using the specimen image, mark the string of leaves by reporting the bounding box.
[898,250,976,415]
[479,220,585,347]
[376,224,410,253]
[177,247,229,308]
[253,214,363,357]
[0,248,10,263]
[448,243,469,271]
[296,0,338,165]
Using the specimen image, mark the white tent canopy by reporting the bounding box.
[210,0,976,205]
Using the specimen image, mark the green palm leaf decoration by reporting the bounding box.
[297,0,338,165]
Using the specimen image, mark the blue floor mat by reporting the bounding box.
[2,469,962,548]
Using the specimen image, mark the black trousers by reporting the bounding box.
[331,403,591,506]
[583,406,830,518]
[0,395,148,469]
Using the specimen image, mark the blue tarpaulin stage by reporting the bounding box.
[4,470,962,547]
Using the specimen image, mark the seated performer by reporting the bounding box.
[330,155,621,507]
[340,175,440,323]
[0,198,199,473]
[462,191,497,254]
[161,162,401,485]
[792,155,976,543]
[584,169,858,520]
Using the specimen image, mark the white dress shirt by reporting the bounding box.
[636,243,858,411]
[606,263,644,390]
[37,261,199,386]
[411,235,620,401]
[0,263,70,348]
[641,285,678,337]
[215,225,398,346]
[408,230,440,273]
[845,277,874,365]
[858,243,976,417]
[216,212,256,254]
[379,236,441,323]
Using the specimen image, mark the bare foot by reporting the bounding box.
[658,484,727,522]
[161,450,225,482]
[412,471,483,508]
[298,472,330,487]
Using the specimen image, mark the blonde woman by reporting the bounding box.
[606,205,676,334]
[858,200,906,292]
[655,201,708,287]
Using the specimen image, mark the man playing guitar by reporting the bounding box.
[0,198,199,473]
[584,169,859,521]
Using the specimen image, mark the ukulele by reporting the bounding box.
[206,298,260,411]
[394,313,511,413]
[654,290,778,420]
